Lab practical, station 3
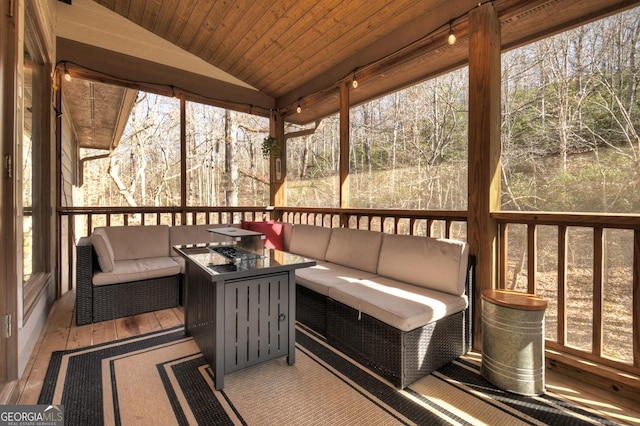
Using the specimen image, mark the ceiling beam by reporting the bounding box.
[276,0,478,115]
[56,38,276,116]
[280,0,640,124]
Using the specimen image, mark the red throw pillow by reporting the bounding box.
[240,220,284,250]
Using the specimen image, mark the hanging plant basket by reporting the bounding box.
[262,136,280,158]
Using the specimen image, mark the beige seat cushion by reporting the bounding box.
[295,261,378,295]
[172,256,187,274]
[324,228,383,273]
[92,257,180,286]
[328,276,468,332]
[377,233,469,296]
[289,225,332,260]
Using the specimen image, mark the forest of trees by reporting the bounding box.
[287,7,640,212]
[82,97,272,208]
[81,7,639,215]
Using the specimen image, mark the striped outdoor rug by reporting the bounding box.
[39,325,619,425]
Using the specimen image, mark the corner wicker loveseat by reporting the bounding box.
[282,224,475,389]
[75,224,226,325]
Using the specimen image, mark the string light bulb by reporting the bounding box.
[447,20,456,45]
[296,99,302,114]
[352,71,358,89]
[63,62,71,81]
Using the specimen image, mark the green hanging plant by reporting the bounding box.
[261,136,280,158]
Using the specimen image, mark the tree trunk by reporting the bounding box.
[108,157,138,206]
[224,109,238,207]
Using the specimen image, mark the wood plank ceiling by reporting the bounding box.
[61,0,639,149]
[93,0,469,99]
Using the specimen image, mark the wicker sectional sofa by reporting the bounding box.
[75,224,224,325]
[76,222,473,389]
[283,224,474,389]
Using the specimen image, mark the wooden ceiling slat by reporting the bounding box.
[163,2,198,44]
[198,2,273,64]
[175,0,218,51]
[93,0,116,10]
[230,0,344,84]
[221,0,302,74]
[213,1,298,68]
[258,0,431,96]
[140,0,162,30]
[269,0,439,97]
[125,0,145,25]
[189,1,241,60]
[112,0,130,19]
[151,0,180,38]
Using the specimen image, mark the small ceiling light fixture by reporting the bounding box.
[63,62,71,81]
[352,71,358,89]
[296,99,302,114]
[447,20,456,45]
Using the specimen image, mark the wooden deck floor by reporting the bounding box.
[16,291,640,425]
[16,291,185,406]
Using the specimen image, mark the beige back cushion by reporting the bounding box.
[102,225,170,260]
[325,228,383,273]
[377,233,469,296]
[169,224,219,246]
[288,225,332,260]
[90,228,115,272]
[281,222,294,252]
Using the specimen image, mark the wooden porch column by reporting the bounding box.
[270,110,286,208]
[468,3,501,349]
[180,95,186,225]
[339,82,350,209]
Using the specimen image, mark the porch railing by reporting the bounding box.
[275,207,468,240]
[493,211,640,379]
[57,206,640,389]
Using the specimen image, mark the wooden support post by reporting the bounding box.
[180,95,186,225]
[634,230,640,368]
[593,227,604,357]
[467,2,501,349]
[527,224,537,294]
[270,110,286,208]
[340,82,350,209]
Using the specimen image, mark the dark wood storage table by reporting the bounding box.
[174,244,315,390]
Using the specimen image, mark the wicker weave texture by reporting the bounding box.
[327,300,466,388]
[75,239,180,325]
[296,285,328,336]
[92,276,179,323]
[75,241,95,325]
[298,255,475,389]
